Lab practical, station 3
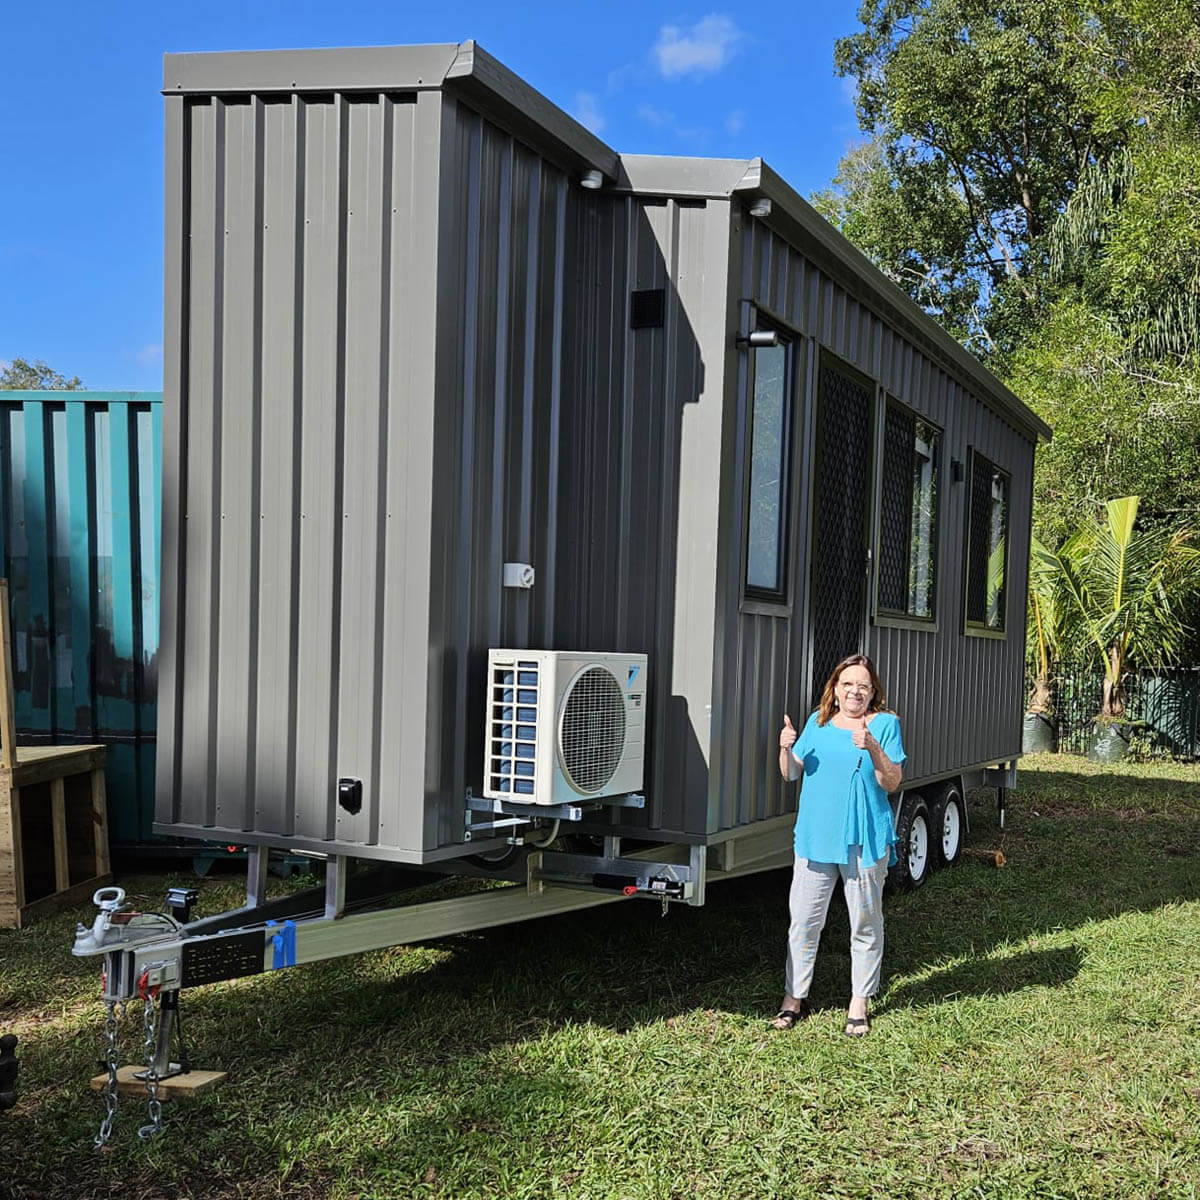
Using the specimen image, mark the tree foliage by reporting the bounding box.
[823,0,1122,352]
[823,0,1200,554]
[0,358,83,391]
[1033,496,1200,718]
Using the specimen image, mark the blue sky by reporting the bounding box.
[0,2,866,391]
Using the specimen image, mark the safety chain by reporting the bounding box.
[93,1000,122,1149]
[136,993,164,1140]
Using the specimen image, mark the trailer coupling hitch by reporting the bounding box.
[72,887,185,957]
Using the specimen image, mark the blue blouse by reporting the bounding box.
[790,711,906,865]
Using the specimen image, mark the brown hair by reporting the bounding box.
[815,653,889,726]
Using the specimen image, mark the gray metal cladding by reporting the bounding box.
[158,77,602,857]
[159,88,446,853]
[554,194,725,839]
[424,102,574,848]
[712,216,1036,834]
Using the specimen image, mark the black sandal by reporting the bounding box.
[770,1000,810,1030]
[844,1015,870,1037]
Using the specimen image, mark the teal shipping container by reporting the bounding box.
[0,390,161,845]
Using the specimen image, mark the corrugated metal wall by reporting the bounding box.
[708,216,1034,834]
[424,100,574,848]
[555,193,726,839]
[159,89,447,854]
[0,390,161,843]
[160,85,621,857]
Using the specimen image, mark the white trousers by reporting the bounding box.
[784,849,889,1001]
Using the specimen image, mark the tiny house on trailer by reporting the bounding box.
[75,40,1049,1126]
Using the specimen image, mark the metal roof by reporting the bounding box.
[618,153,1053,446]
[162,40,619,184]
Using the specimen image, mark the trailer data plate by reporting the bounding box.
[182,932,265,987]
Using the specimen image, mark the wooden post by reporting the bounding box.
[91,768,111,877]
[0,786,22,927]
[51,777,69,891]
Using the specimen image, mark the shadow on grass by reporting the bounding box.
[880,944,1085,1013]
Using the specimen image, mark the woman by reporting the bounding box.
[772,653,905,1036]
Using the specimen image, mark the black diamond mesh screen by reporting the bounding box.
[810,364,872,703]
[559,667,627,792]
[878,404,915,613]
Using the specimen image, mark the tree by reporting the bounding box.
[0,358,83,390]
[1035,496,1200,721]
[1005,300,1200,545]
[824,0,1200,575]
[824,0,1200,358]
[825,0,1121,353]
[1026,536,1067,715]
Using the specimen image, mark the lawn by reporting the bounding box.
[1,753,1199,1199]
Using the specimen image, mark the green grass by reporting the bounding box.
[2,753,1199,1198]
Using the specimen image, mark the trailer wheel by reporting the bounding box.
[467,844,521,871]
[931,782,965,868]
[889,794,931,891]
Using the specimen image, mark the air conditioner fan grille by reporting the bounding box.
[559,666,627,793]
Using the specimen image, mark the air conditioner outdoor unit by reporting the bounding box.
[483,649,648,806]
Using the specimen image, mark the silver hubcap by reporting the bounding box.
[942,799,961,859]
[909,814,929,880]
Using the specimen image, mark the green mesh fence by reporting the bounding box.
[1030,666,1200,758]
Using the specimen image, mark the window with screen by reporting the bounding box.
[965,452,1009,633]
[744,331,793,601]
[877,399,940,622]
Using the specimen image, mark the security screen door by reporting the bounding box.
[808,357,875,705]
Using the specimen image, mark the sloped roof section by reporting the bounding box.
[163,41,618,185]
[619,153,1051,446]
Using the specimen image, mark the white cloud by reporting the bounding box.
[638,104,675,129]
[653,15,746,80]
[606,61,643,94]
[637,105,709,145]
[725,109,745,136]
[133,344,162,367]
[840,76,859,106]
[572,91,605,135]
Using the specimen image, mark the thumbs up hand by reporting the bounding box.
[779,714,798,751]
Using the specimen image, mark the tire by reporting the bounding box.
[930,782,965,869]
[889,794,931,891]
[466,843,521,871]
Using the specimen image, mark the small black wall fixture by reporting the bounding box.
[630,288,665,329]
[951,458,965,483]
[338,778,363,815]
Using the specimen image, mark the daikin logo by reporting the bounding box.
[627,665,640,690]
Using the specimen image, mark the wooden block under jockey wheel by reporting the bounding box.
[89,1065,227,1099]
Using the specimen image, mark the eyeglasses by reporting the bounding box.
[838,683,873,695]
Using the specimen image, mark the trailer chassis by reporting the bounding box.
[72,817,795,1144]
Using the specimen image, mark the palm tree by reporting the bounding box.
[1040,496,1200,726]
[1027,535,1071,717]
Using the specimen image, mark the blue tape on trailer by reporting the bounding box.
[267,920,297,969]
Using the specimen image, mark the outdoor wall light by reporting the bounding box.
[951,458,965,482]
[749,197,772,218]
[580,169,605,189]
[736,329,779,348]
